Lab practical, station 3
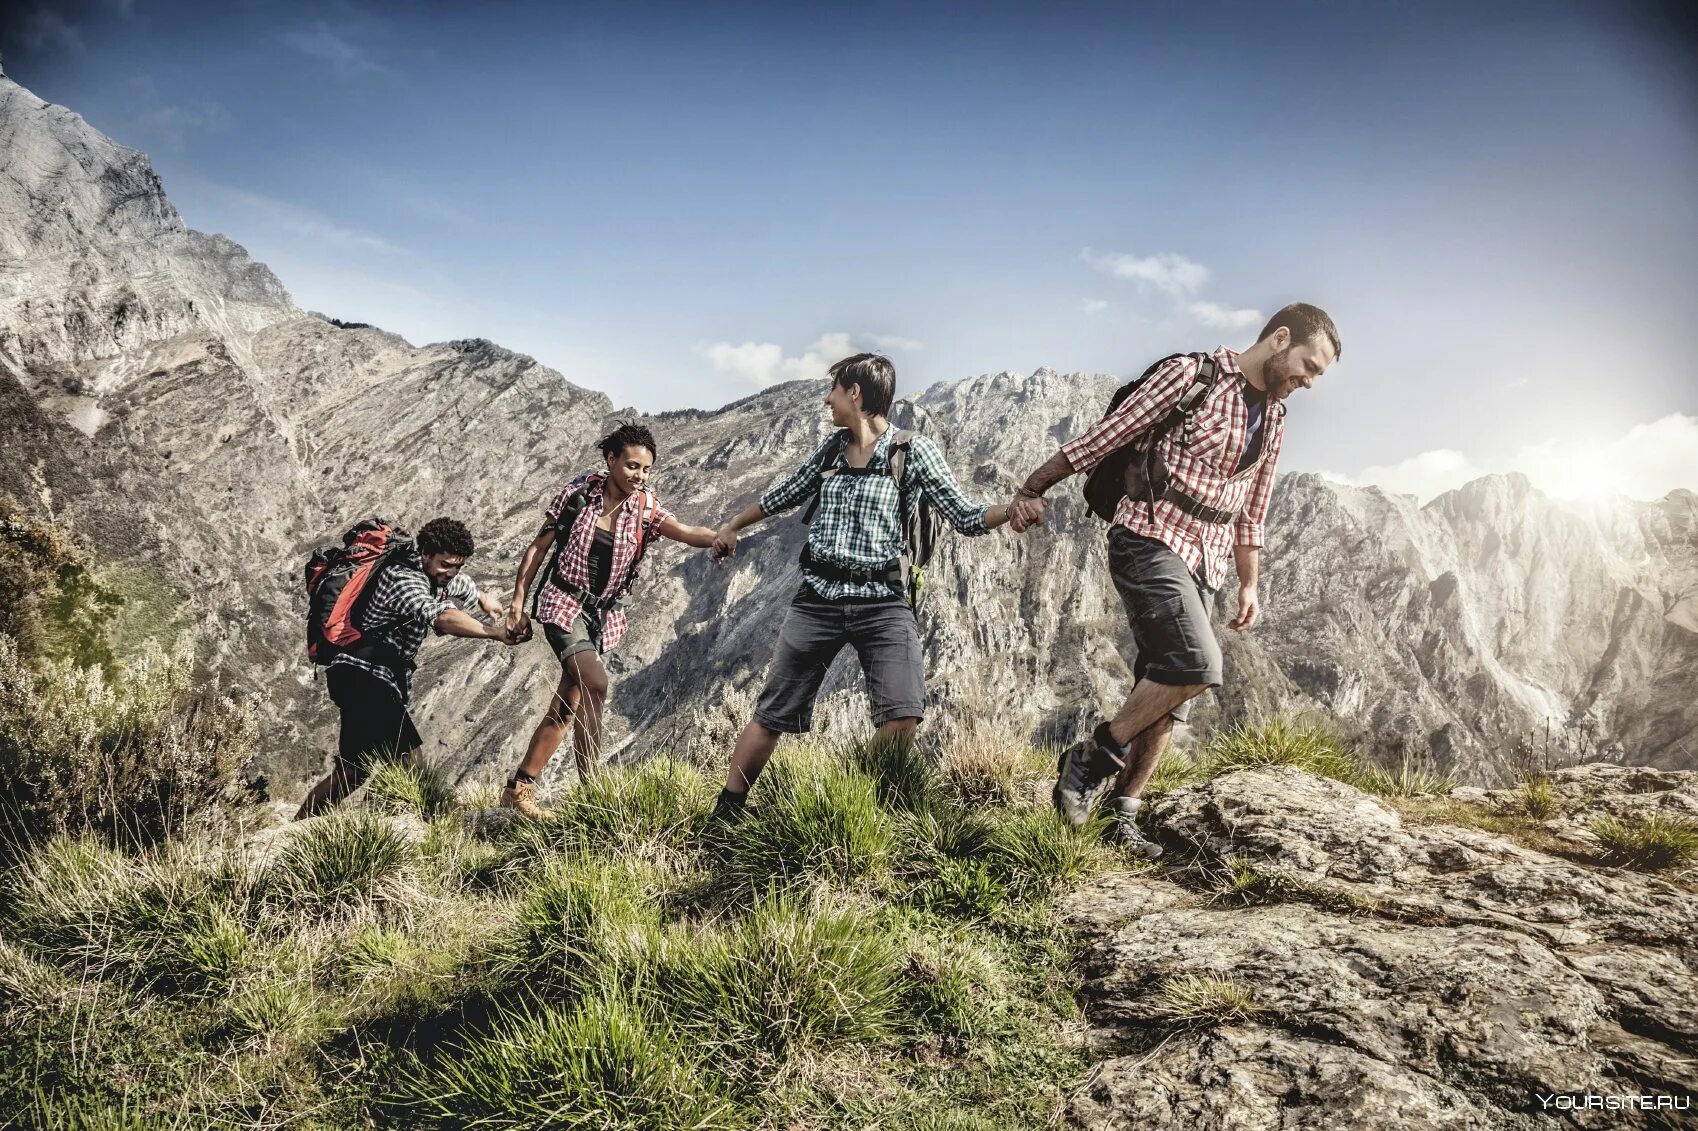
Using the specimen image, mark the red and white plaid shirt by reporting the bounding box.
[534,473,674,653]
[1059,345,1285,590]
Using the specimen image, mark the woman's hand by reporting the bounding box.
[711,524,740,561]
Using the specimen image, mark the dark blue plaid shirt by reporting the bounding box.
[328,555,480,701]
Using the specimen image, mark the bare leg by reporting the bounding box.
[1111,714,1174,798]
[1106,679,1207,753]
[872,717,918,748]
[295,762,361,819]
[564,650,609,779]
[517,671,580,780]
[725,719,784,794]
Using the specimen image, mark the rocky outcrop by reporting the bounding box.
[2,72,1695,795]
[1061,765,1698,1129]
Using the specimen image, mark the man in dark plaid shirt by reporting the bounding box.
[707,353,1026,820]
[1013,304,1341,856]
[297,517,514,818]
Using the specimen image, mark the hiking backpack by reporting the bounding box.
[799,429,942,607]
[303,518,414,664]
[530,481,661,620]
[1081,353,1220,522]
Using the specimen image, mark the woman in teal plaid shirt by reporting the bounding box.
[707,353,1032,821]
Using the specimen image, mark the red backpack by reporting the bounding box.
[304,518,414,664]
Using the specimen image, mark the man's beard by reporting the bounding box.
[1264,345,1299,398]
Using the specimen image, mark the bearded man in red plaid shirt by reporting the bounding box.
[1009,303,1341,857]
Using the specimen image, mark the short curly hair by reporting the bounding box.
[416,517,475,558]
[599,422,658,462]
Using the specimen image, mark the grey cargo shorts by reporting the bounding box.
[1107,526,1224,724]
[753,585,926,734]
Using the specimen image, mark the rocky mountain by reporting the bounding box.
[2,71,1694,797]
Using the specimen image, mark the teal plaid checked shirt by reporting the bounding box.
[760,428,994,600]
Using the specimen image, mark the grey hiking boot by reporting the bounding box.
[1052,721,1124,827]
[1108,795,1163,860]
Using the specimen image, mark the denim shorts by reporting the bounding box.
[1107,526,1224,724]
[544,610,600,665]
[753,586,926,734]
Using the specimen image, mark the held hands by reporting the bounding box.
[710,524,739,563]
[1007,494,1046,533]
[503,607,534,646]
[1228,584,1260,632]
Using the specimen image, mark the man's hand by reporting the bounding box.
[1228,584,1260,632]
[480,594,507,622]
[711,524,739,562]
[1008,494,1046,533]
[506,607,533,644]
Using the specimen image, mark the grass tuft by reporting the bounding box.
[364,756,457,820]
[718,754,894,892]
[1148,973,1262,1026]
[1197,716,1360,782]
[1592,812,1698,872]
[847,734,938,813]
[266,809,413,914]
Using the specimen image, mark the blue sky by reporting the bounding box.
[4,0,1696,499]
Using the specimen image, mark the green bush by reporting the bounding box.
[395,991,745,1130]
[0,498,123,671]
[0,636,256,852]
[266,809,414,914]
[660,896,905,1063]
[719,756,894,891]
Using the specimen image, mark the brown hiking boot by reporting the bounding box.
[500,778,546,821]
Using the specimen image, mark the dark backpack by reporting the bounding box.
[800,429,942,606]
[1081,353,1219,522]
[304,518,414,664]
[530,482,661,620]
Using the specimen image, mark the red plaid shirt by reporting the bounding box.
[1059,345,1284,590]
[534,473,674,653]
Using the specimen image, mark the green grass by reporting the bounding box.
[265,808,414,914]
[1508,773,1562,819]
[1148,973,1262,1026]
[364,756,457,820]
[1592,812,1698,872]
[1,740,1141,1129]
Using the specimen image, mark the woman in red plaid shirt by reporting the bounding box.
[500,423,720,819]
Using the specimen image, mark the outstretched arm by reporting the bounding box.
[508,523,555,636]
[908,436,1006,536]
[434,606,511,641]
[712,501,768,559]
[658,515,719,549]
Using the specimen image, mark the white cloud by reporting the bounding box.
[1188,301,1263,330]
[1323,414,1698,504]
[697,331,929,387]
[1082,299,1110,315]
[283,20,389,76]
[1081,248,1210,297]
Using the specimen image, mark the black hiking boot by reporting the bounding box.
[1052,721,1124,828]
[708,787,749,825]
[1107,795,1163,860]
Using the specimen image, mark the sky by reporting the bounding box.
[3,0,1696,502]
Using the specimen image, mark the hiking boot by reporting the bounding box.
[1108,796,1163,860]
[500,778,546,821]
[708,787,748,825]
[1052,721,1124,827]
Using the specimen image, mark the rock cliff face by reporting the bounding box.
[2,73,1694,793]
[1062,764,1698,1129]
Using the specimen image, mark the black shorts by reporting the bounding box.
[327,664,423,774]
[1107,526,1224,724]
[544,611,601,665]
[753,586,926,734]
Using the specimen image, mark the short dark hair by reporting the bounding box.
[829,353,896,417]
[599,422,657,462]
[417,517,474,558]
[1257,303,1341,360]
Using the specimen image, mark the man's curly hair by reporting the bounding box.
[417,517,475,558]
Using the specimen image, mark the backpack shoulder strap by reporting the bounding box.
[888,429,914,485]
[800,430,851,524]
